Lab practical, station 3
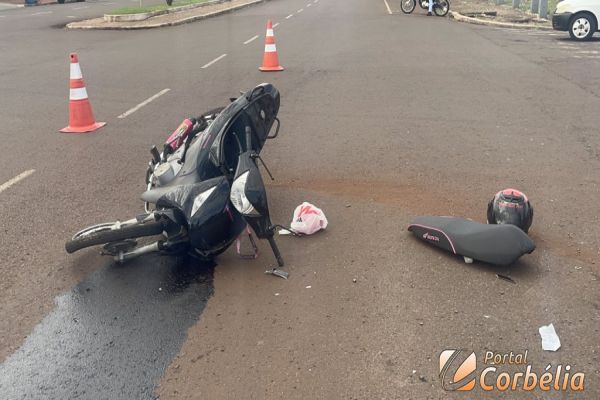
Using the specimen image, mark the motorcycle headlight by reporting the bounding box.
[191,186,217,217]
[230,171,258,215]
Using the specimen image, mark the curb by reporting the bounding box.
[450,10,553,30]
[103,0,228,23]
[67,0,264,29]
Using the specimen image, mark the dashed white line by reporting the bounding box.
[72,6,89,9]
[201,53,227,69]
[67,15,77,18]
[0,170,35,194]
[307,3,311,6]
[31,11,52,15]
[577,50,599,54]
[285,13,293,19]
[273,22,280,28]
[383,0,392,14]
[118,88,170,119]
[314,0,318,3]
[243,34,259,44]
[297,8,303,12]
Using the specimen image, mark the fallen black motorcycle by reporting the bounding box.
[66,83,284,268]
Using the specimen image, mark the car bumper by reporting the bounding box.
[552,12,572,31]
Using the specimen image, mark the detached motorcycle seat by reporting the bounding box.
[408,216,535,266]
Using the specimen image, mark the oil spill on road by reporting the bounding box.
[0,255,214,400]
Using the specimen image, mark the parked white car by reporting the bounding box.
[552,0,600,40]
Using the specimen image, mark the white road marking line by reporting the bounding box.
[307,3,311,6]
[72,6,89,9]
[0,170,35,194]
[285,13,293,19]
[383,0,392,15]
[577,50,599,54]
[243,34,259,44]
[67,15,77,18]
[314,0,318,3]
[273,22,279,28]
[297,8,303,12]
[31,11,52,15]
[118,88,170,119]
[201,53,227,69]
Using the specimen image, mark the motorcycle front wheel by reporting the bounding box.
[434,0,449,16]
[65,220,165,254]
[419,0,428,9]
[401,0,416,13]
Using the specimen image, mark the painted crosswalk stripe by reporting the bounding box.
[0,170,36,194]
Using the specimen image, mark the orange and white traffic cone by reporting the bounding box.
[60,53,106,133]
[259,20,284,72]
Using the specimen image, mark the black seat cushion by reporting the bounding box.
[408,216,535,266]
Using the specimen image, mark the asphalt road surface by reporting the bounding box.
[1,0,599,398]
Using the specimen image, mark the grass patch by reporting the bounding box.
[517,0,559,16]
[109,0,210,15]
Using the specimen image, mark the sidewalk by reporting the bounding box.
[0,1,23,9]
[67,0,267,29]
[451,0,552,29]
[0,0,57,6]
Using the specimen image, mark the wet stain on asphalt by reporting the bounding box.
[0,255,214,400]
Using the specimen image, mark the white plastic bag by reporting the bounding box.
[289,202,328,235]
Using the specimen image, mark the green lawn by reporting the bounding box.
[109,0,209,15]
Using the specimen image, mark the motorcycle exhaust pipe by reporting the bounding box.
[115,241,160,263]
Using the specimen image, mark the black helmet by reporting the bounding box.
[487,188,533,233]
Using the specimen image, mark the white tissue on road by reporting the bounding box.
[539,323,561,351]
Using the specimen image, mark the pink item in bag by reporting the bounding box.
[290,202,328,235]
